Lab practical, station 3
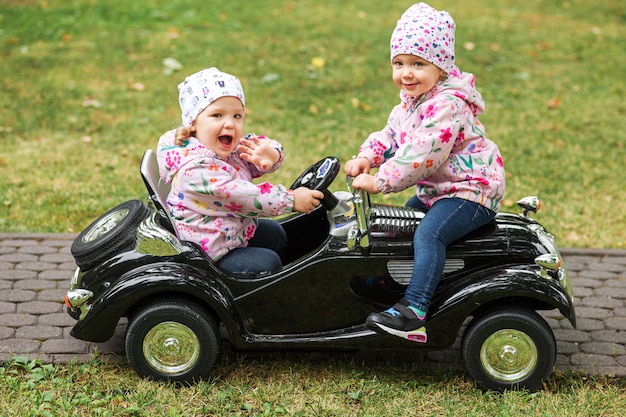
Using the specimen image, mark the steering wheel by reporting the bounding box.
[290,156,340,210]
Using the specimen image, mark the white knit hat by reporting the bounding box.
[390,3,457,74]
[178,67,245,127]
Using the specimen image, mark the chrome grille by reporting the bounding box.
[371,205,424,234]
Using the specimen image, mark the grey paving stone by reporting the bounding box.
[16,301,63,315]
[0,253,38,263]
[0,326,15,340]
[41,338,89,354]
[0,339,41,354]
[0,302,15,314]
[586,262,626,273]
[578,296,624,309]
[0,313,37,327]
[37,289,67,303]
[595,286,626,299]
[0,239,40,247]
[553,328,591,343]
[0,289,36,302]
[606,278,626,288]
[39,269,73,280]
[15,261,58,272]
[575,318,606,331]
[13,279,57,291]
[580,270,620,280]
[605,317,626,331]
[590,330,626,344]
[15,325,63,340]
[18,245,57,255]
[579,342,626,356]
[571,277,604,288]
[557,341,581,355]
[38,312,79,327]
[0,269,38,280]
[569,353,618,367]
[40,253,75,264]
[574,307,615,319]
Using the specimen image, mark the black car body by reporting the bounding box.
[65,152,575,392]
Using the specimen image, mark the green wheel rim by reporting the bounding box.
[479,328,538,383]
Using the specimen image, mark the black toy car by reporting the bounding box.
[65,151,575,392]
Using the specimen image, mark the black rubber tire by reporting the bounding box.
[125,300,219,384]
[461,307,556,392]
[71,200,148,270]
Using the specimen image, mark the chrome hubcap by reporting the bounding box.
[143,321,200,375]
[82,208,129,243]
[480,329,537,382]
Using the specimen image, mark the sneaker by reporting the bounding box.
[366,298,427,343]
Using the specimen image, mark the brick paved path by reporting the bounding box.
[1,233,625,376]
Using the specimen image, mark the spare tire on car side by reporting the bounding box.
[71,199,149,270]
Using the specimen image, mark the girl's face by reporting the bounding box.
[192,96,244,159]
[391,54,446,98]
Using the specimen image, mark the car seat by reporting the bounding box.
[139,149,178,236]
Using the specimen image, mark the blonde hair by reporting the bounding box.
[174,126,193,146]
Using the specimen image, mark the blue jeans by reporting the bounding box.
[405,196,496,312]
[217,219,287,275]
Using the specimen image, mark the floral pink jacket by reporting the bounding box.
[357,71,506,212]
[157,130,294,261]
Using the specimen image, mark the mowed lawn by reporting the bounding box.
[0,0,624,248]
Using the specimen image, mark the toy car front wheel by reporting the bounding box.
[71,199,148,270]
[125,300,219,384]
[461,307,556,392]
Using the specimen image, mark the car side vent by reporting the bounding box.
[387,259,465,284]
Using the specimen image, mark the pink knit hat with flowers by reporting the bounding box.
[178,67,245,127]
[390,3,457,74]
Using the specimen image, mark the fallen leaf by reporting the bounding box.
[163,57,183,74]
[167,27,179,40]
[261,73,280,83]
[351,97,371,111]
[82,98,102,108]
[547,97,561,109]
[130,82,145,91]
[311,57,325,69]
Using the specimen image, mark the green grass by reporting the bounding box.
[1,2,625,411]
[1,356,625,416]
[0,0,624,248]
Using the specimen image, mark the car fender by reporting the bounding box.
[70,262,241,343]
[424,264,576,347]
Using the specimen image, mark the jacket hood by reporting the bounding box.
[401,70,485,116]
[157,131,220,185]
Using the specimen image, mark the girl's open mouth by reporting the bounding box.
[218,135,233,146]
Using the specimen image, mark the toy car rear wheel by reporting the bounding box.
[71,199,148,270]
[125,300,219,384]
[461,307,556,392]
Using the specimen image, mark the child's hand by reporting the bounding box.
[293,187,324,214]
[238,135,280,170]
[351,173,380,194]
[344,156,371,177]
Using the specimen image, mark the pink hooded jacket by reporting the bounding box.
[357,71,506,212]
[157,131,294,261]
